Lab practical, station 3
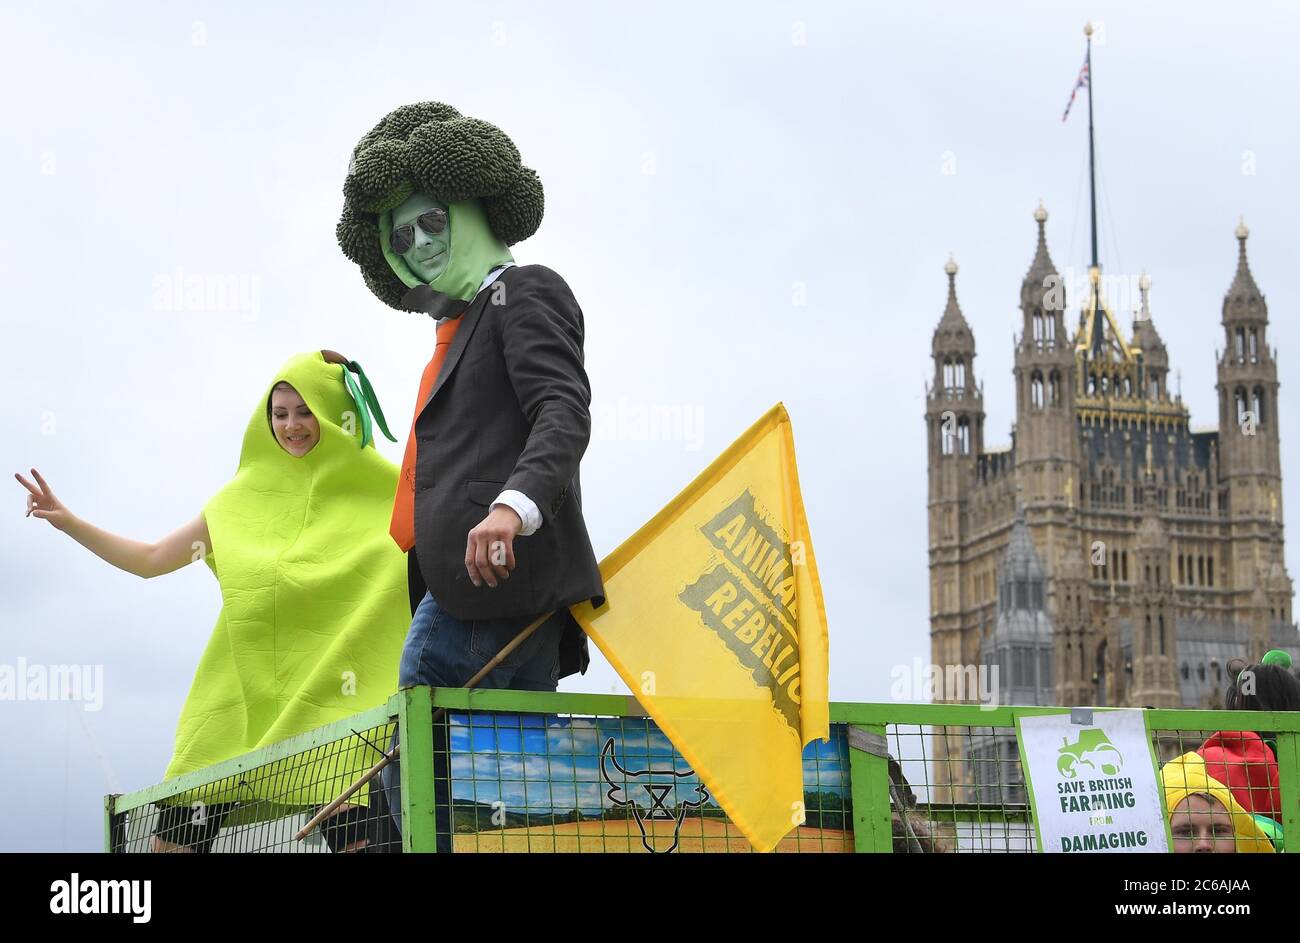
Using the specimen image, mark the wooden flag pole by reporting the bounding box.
[294,609,556,843]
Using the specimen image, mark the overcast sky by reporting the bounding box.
[2,1,1296,851]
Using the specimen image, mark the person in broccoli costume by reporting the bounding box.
[338,102,605,845]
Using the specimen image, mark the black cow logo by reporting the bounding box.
[599,738,710,853]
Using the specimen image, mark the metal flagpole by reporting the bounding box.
[1085,22,1099,273]
[1083,22,1106,359]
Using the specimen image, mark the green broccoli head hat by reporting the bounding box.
[336,102,544,313]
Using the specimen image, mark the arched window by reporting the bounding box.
[1122,376,1133,396]
[1121,551,1128,581]
[1236,388,1249,425]
[1095,642,1108,706]
[1178,556,1184,584]
[1031,371,1044,409]
[1144,615,1151,651]
[1235,328,1246,363]
[1158,614,1165,654]
[1249,328,1259,364]
[957,417,971,454]
[1208,557,1214,586]
[1087,373,1097,396]
[1197,556,1205,585]
[1048,370,1060,405]
[1253,387,1266,424]
[943,357,967,392]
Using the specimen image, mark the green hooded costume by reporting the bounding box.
[162,351,408,806]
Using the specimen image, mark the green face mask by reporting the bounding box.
[380,192,513,319]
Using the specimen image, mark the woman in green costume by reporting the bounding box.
[16,351,410,852]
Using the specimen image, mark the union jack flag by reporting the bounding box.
[1062,56,1090,122]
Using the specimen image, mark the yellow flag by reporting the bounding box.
[571,403,830,852]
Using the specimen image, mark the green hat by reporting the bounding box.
[337,102,544,312]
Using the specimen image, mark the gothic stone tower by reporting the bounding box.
[924,210,1297,800]
[926,257,986,679]
[1216,220,1292,658]
[925,258,987,797]
[1129,455,1180,707]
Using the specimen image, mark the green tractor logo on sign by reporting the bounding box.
[1057,728,1124,779]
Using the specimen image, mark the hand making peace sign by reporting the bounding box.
[15,468,72,531]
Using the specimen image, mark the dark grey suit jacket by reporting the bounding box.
[408,263,605,679]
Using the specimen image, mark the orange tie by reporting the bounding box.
[390,317,463,551]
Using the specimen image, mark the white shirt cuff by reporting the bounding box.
[492,490,542,536]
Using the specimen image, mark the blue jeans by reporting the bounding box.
[396,589,563,691]
[382,590,563,844]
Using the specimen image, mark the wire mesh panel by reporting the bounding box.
[1151,725,1286,852]
[436,710,852,853]
[105,694,1300,853]
[109,717,399,854]
[885,722,1034,853]
[880,713,1295,854]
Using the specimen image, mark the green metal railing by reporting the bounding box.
[104,690,1300,853]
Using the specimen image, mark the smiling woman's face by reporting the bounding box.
[391,192,450,283]
[268,384,320,456]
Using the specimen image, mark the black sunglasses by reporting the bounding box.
[390,208,448,255]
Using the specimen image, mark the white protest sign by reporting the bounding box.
[1016,708,1169,853]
